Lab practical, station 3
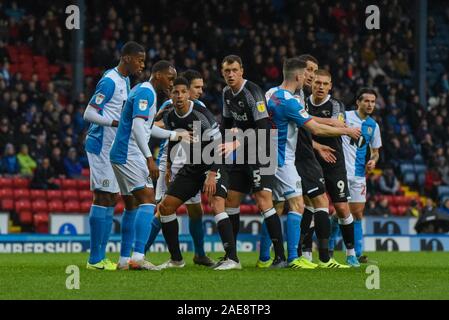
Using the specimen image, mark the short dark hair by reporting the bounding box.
[283,58,307,80]
[152,60,174,74]
[181,69,203,85]
[314,69,332,79]
[173,77,189,88]
[120,41,145,57]
[297,54,319,66]
[356,88,378,101]
[221,55,243,68]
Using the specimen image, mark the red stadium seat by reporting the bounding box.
[34,212,49,233]
[0,178,13,188]
[18,211,33,225]
[15,200,31,212]
[1,199,14,211]
[80,201,92,213]
[32,200,48,213]
[0,188,13,200]
[13,178,29,189]
[30,190,47,201]
[79,190,93,201]
[240,204,259,214]
[63,190,79,201]
[46,190,62,200]
[177,205,187,215]
[81,168,90,177]
[77,180,90,190]
[114,201,124,214]
[65,201,80,213]
[397,206,408,216]
[48,200,64,213]
[61,179,78,190]
[389,206,398,216]
[14,189,30,200]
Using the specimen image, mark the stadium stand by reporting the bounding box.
[0,1,448,232]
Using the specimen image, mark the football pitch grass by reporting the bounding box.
[1,252,448,300]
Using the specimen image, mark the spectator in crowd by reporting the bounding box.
[17,144,37,177]
[1,143,19,175]
[30,157,59,190]
[364,199,377,216]
[379,167,401,195]
[405,199,421,218]
[63,147,82,179]
[50,147,66,177]
[425,167,443,200]
[371,198,391,217]
[422,198,435,216]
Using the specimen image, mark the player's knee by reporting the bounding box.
[210,196,225,214]
[158,201,171,216]
[334,202,350,218]
[287,197,304,213]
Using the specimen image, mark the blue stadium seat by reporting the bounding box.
[403,171,416,185]
[437,186,449,198]
[414,164,427,174]
[400,163,414,174]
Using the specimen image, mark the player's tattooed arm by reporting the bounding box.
[311,116,346,128]
[366,148,380,172]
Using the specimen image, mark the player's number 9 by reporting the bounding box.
[337,180,345,193]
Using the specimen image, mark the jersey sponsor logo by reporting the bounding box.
[337,113,345,122]
[299,109,309,118]
[230,110,248,121]
[256,101,266,113]
[139,99,148,111]
[95,93,105,105]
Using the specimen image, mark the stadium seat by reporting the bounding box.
[32,200,48,213]
[64,201,80,213]
[0,188,13,200]
[77,180,90,190]
[18,211,33,225]
[13,178,29,189]
[61,179,78,190]
[177,205,187,215]
[63,190,79,201]
[400,163,414,174]
[0,178,13,188]
[1,199,14,211]
[14,189,30,200]
[437,186,449,198]
[15,200,31,212]
[403,171,416,185]
[397,206,408,216]
[48,200,64,213]
[30,190,47,201]
[33,212,49,233]
[80,201,92,213]
[81,168,90,177]
[79,190,93,201]
[46,190,62,200]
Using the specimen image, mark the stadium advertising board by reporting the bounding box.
[0,213,8,234]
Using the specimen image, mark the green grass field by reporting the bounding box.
[1,252,448,300]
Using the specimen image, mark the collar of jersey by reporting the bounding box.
[310,94,331,106]
[355,110,369,122]
[113,67,127,80]
[174,100,194,118]
[230,79,247,96]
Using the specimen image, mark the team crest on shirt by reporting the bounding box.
[102,179,110,188]
[256,101,266,113]
[95,93,105,105]
[138,99,148,111]
[238,101,245,108]
[368,127,373,135]
[299,109,309,118]
[338,113,345,122]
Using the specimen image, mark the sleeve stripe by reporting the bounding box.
[89,104,102,110]
[134,115,149,120]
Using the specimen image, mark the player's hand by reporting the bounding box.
[147,157,159,181]
[111,120,119,127]
[174,130,192,143]
[218,140,241,157]
[165,166,171,187]
[203,171,217,198]
[316,144,337,164]
[366,160,376,172]
[346,127,361,140]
